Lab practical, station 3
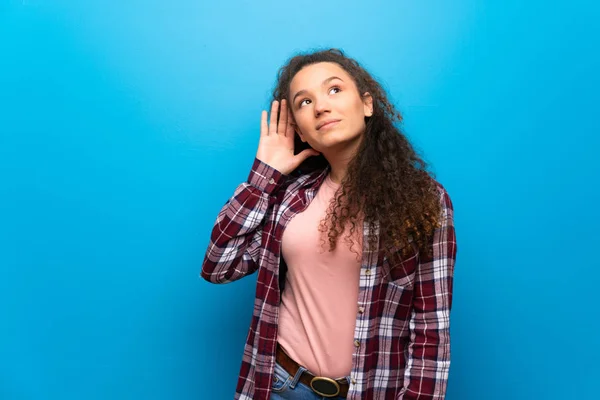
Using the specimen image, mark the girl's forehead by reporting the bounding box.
[290,62,353,91]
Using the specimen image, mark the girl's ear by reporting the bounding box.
[288,108,297,125]
[296,130,307,143]
[289,109,307,143]
[363,92,374,117]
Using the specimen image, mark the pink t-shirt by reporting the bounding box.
[277,172,363,378]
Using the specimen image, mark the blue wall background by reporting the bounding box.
[1,1,598,399]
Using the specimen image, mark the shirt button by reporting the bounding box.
[358,306,365,314]
[269,178,275,184]
[365,269,371,276]
[351,378,357,385]
[354,340,360,348]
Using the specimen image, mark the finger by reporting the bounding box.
[261,110,268,136]
[278,99,288,136]
[269,100,279,135]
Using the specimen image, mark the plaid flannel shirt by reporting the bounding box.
[201,158,457,400]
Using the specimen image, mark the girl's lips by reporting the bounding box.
[318,120,340,131]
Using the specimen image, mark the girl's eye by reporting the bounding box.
[299,86,342,108]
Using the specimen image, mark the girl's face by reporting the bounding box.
[288,62,373,153]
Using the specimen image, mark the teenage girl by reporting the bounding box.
[201,48,457,400]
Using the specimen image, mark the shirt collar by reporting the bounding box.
[301,163,331,189]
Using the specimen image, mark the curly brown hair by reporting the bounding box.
[271,48,443,267]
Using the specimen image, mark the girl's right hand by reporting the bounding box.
[256,99,320,176]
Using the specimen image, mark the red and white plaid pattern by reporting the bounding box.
[201,158,457,399]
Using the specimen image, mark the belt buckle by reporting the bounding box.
[310,376,340,398]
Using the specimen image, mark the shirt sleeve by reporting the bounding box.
[399,185,457,399]
[200,158,287,284]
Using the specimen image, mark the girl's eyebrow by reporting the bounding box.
[292,76,344,104]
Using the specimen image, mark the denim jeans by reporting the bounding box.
[270,360,350,400]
